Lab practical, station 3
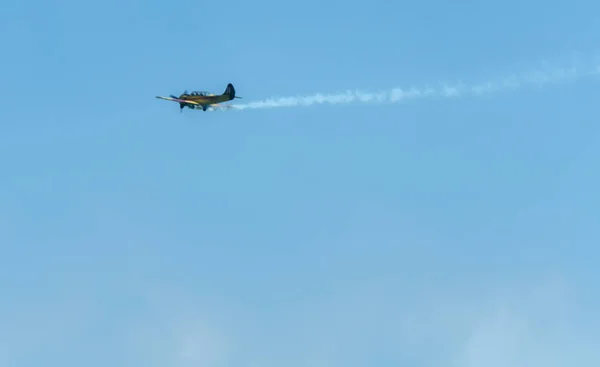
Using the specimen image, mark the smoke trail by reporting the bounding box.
[228,59,600,111]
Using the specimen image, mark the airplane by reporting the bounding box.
[156,83,241,112]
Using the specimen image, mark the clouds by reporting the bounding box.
[124,286,231,367]
[128,316,227,367]
[218,273,598,367]
[401,276,600,367]
[2,249,596,367]
[0,296,94,367]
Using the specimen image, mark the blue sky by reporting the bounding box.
[1,0,600,366]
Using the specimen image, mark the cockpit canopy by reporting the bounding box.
[190,91,209,96]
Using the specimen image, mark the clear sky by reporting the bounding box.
[1,0,600,366]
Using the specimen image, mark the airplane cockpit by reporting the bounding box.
[190,91,209,96]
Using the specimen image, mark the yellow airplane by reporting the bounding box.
[156,83,241,112]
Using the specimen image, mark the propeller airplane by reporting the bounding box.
[156,83,241,112]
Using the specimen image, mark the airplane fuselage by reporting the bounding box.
[179,94,231,110]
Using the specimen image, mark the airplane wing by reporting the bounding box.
[155,96,200,105]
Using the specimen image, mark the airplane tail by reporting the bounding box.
[223,83,242,100]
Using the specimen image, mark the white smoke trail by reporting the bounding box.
[228,58,600,111]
